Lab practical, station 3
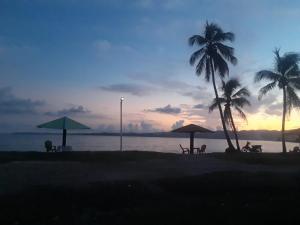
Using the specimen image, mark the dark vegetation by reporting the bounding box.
[1,171,300,225]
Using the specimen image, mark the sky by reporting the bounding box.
[1,0,300,132]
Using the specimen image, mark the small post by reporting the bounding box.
[120,97,124,151]
[190,132,194,154]
[62,129,67,147]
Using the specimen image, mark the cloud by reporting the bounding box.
[179,85,213,102]
[93,39,136,55]
[96,120,160,133]
[193,104,206,109]
[100,83,153,96]
[246,94,278,114]
[264,103,282,116]
[171,120,184,130]
[147,104,181,114]
[94,39,111,51]
[45,105,90,117]
[0,87,44,115]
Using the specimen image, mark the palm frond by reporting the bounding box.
[213,53,229,77]
[195,55,206,75]
[232,87,250,98]
[215,43,237,65]
[209,97,226,112]
[214,32,235,42]
[284,64,300,77]
[205,22,223,41]
[232,98,251,108]
[286,85,300,114]
[189,48,205,66]
[234,106,248,122]
[281,52,300,75]
[289,77,300,89]
[224,79,240,97]
[209,98,218,112]
[258,81,277,100]
[205,59,211,81]
[223,106,232,126]
[255,70,280,83]
[188,35,206,46]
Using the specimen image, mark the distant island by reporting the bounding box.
[12,130,300,143]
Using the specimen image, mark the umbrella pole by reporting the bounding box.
[62,129,67,147]
[190,132,194,154]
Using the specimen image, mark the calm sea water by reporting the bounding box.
[0,134,297,153]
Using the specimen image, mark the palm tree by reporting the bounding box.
[209,79,251,151]
[189,22,237,151]
[255,49,300,153]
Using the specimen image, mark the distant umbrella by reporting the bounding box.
[37,116,90,147]
[172,124,213,154]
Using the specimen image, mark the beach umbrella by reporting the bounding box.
[37,116,90,147]
[172,124,213,154]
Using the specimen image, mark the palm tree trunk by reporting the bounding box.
[282,86,287,153]
[210,59,235,151]
[229,108,241,151]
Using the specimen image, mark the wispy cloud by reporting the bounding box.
[193,104,206,109]
[100,83,154,96]
[45,105,90,117]
[0,87,44,115]
[146,104,181,114]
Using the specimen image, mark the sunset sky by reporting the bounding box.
[1,0,300,132]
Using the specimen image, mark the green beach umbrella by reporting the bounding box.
[37,116,90,147]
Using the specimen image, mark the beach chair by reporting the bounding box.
[179,144,190,154]
[44,140,57,152]
[197,144,206,154]
[290,146,300,153]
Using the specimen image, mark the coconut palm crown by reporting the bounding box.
[255,49,300,153]
[189,21,237,151]
[209,79,251,151]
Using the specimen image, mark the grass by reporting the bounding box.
[1,171,300,225]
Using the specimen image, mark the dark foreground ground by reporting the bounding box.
[1,151,300,225]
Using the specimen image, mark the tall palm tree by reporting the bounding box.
[255,49,300,153]
[189,22,237,151]
[209,79,251,151]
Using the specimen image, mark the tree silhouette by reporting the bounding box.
[209,79,250,151]
[255,49,300,153]
[189,22,237,151]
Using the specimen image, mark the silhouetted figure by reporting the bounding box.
[242,141,262,153]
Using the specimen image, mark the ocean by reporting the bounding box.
[0,134,297,153]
